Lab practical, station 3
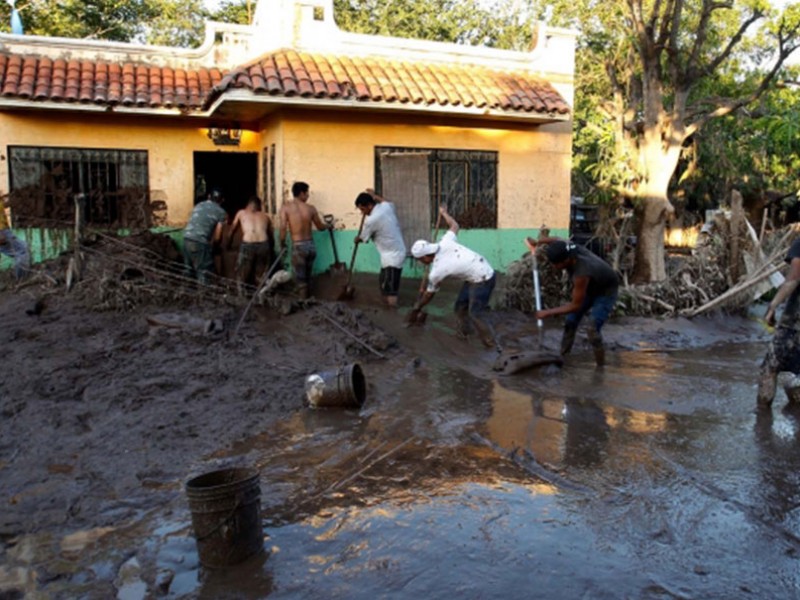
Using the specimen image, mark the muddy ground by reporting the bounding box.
[1,269,797,599]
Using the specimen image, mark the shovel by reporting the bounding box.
[407,210,444,327]
[338,212,366,301]
[323,214,346,272]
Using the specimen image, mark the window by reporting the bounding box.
[8,146,149,227]
[374,146,498,228]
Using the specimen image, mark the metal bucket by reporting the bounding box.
[185,467,262,568]
[305,363,366,408]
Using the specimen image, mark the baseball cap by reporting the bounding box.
[411,240,440,258]
[545,240,577,264]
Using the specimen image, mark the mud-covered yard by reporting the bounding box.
[2,272,798,599]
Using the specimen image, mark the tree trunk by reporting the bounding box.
[632,195,672,283]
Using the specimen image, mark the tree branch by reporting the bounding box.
[692,8,763,81]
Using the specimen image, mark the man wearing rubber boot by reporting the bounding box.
[757,237,800,410]
[526,237,618,366]
[409,206,498,349]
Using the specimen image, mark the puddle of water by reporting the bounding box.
[8,340,800,598]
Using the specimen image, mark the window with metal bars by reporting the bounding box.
[7,146,149,228]
[374,146,498,228]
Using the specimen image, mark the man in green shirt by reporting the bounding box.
[183,189,228,284]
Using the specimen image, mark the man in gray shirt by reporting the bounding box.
[526,237,619,366]
[183,189,228,284]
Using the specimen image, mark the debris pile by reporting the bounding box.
[500,247,570,313]
[501,215,798,318]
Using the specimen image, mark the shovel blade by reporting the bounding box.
[337,284,355,301]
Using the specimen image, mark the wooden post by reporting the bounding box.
[71,193,85,285]
[730,189,743,283]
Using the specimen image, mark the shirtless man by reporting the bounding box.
[279,181,331,298]
[229,195,274,293]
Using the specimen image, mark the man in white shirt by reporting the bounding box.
[409,205,497,348]
[355,189,407,307]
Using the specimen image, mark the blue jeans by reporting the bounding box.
[565,292,617,332]
[0,228,31,279]
[183,238,214,284]
[454,273,497,346]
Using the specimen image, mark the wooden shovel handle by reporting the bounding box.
[418,210,444,295]
[346,212,367,286]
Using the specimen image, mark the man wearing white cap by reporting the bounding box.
[409,205,497,348]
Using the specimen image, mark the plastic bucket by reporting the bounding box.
[305,363,366,408]
[185,467,262,568]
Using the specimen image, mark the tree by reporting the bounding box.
[332,0,524,47]
[551,0,800,282]
[0,0,207,47]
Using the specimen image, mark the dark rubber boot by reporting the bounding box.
[586,326,605,367]
[560,324,577,356]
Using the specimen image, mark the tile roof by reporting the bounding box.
[0,49,570,119]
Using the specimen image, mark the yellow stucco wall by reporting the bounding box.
[0,108,571,232]
[275,111,572,231]
[0,111,262,224]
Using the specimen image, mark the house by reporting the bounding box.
[0,0,576,276]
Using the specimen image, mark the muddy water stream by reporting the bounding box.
[7,333,799,599]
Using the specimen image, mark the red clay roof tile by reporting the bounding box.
[0,49,570,118]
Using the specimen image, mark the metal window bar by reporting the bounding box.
[374,146,498,228]
[8,146,148,227]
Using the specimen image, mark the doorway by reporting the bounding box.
[194,151,259,280]
[193,151,259,215]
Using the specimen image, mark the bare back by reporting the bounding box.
[280,199,325,243]
[234,209,271,243]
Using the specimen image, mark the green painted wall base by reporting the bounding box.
[2,226,568,277]
[310,227,569,276]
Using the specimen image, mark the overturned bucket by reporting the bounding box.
[305,363,366,409]
[185,467,262,568]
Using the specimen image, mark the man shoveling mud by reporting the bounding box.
[409,205,498,349]
[354,188,406,307]
[526,237,618,366]
[279,181,331,299]
[183,189,227,284]
[757,237,800,410]
[229,195,274,295]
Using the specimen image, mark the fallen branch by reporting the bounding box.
[684,262,783,317]
[319,309,386,359]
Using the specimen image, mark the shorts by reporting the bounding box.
[291,240,317,284]
[237,241,271,284]
[379,266,402,296]
[767,327,800,375]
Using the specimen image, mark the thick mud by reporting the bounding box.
[2,272,797,599]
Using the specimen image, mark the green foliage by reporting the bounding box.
[209,0,252,26]
[0,0,209,47]
[332,0,537,49]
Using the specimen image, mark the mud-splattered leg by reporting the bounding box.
[757,344,779,409]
